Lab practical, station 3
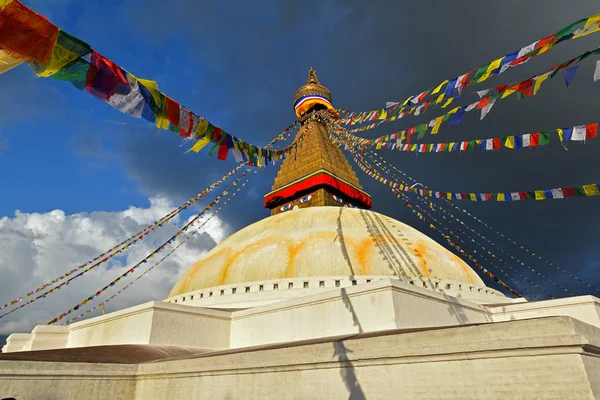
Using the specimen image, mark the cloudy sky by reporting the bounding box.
[1,0,600,340]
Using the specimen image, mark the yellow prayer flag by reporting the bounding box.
[448,142,455,151]
[441,97,453,109]
[497,193,505,201]
[187,137,211,153]
[411,144,417,151]
[432,80,449,95]
[446,193,452,200]
[583,184,600,196]
[431,117,444,134]
[501,88,516,99]
[390,115,396,121]
[505,136,515,149]
[194,118,209,137]
[448,106,461,116]
[137,79,161,106]
[584,13,600,28]
[155,116,169,130]
[478,58,503,83]
[557,129,564,142]
[376,141,382,150]
[379,109,387,120]
[533,74,549,95]
[469,193,477,201]
[435,93,446,105]
[0,50,22,75]
[534,190,545,200]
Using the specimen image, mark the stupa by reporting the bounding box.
[2,70,600,400]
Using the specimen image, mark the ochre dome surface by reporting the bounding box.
[169,207,485,297]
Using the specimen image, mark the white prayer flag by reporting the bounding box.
[594,60,600,82]
[465,101,478,112]
[572,125,587,141]
[108,81,145,118]
[551,188,564,199]
[517,41,538,59]
[386,102,399,109]
[477,89,490,98]
[511,192,521,201]
[485,139,494,150]
[480,98,496,120]
[522,134,531,147]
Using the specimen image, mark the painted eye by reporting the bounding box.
[280,204,292,212]
[333,195,343,203]
[300,195,312,204]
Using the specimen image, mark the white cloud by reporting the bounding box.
[0,197,228,334]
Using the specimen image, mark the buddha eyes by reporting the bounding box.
[280,204,292,212]
[300,195,312,204]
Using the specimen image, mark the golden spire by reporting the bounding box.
[307,67,320,85]
[264,70,371,215]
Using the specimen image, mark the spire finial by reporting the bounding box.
[307,67,320,85]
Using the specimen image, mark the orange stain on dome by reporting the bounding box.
[453,254,477,284]
[356,237,375,275]
[412,242,432,278]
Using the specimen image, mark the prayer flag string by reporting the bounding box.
[340,12,600,122]
[63,173,253,325]
[353,150,545,299]
[0,163,245,312]
[0,0,299,166]
[46,169,257,325]
[367,151,600,295]
[361,151,570,299]
[339,50,600,145]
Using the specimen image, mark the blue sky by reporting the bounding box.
[2,0,600,335]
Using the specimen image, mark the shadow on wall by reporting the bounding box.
[333,288,366,400]
[359,209,421,278]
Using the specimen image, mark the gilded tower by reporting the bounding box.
[264,69,371,215]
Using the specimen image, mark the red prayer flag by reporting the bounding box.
[86,51,128,101]
[495,84,508,93]
[0,0,58,63]
[484,193,492,201]
[217,140,229,160]
[530,132,540,147]
[166,98,180,126]
[519,192,528,200]
[561,187,576,197]
[493,138,501,150]
[516,79,533,96]
[476,97,490,110]
[586,123,598,139]
[535,35,555,52]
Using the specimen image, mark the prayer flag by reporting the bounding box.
[595,60,600,82]
[533,73,549,95]
[571,125,586,141]
[86,51,128,101]
[565,65,579,87]
[505,136,515,149]
[586,122,598,139]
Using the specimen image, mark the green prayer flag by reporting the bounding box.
[526,191,536,199]
[473,65,489,82]
[555,18,585,38]
[50,58,89,90]
[467,141,475,151]
[168,122,180,133]
[416,124,427,140]
[574,186,587,196]
[516,92,525,100]
[539,131,550,145]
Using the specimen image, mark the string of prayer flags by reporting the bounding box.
[400,191,546,300]
[364,151,600,294]
[398,194,522,297]
[341,48,600,146]
[0,164,246,313]
[0,0,296,166]
[63,174,254,325]
[48,170,257,325]
[346,12,600,122]
[362,151,570,299]
[342,122,598,154]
